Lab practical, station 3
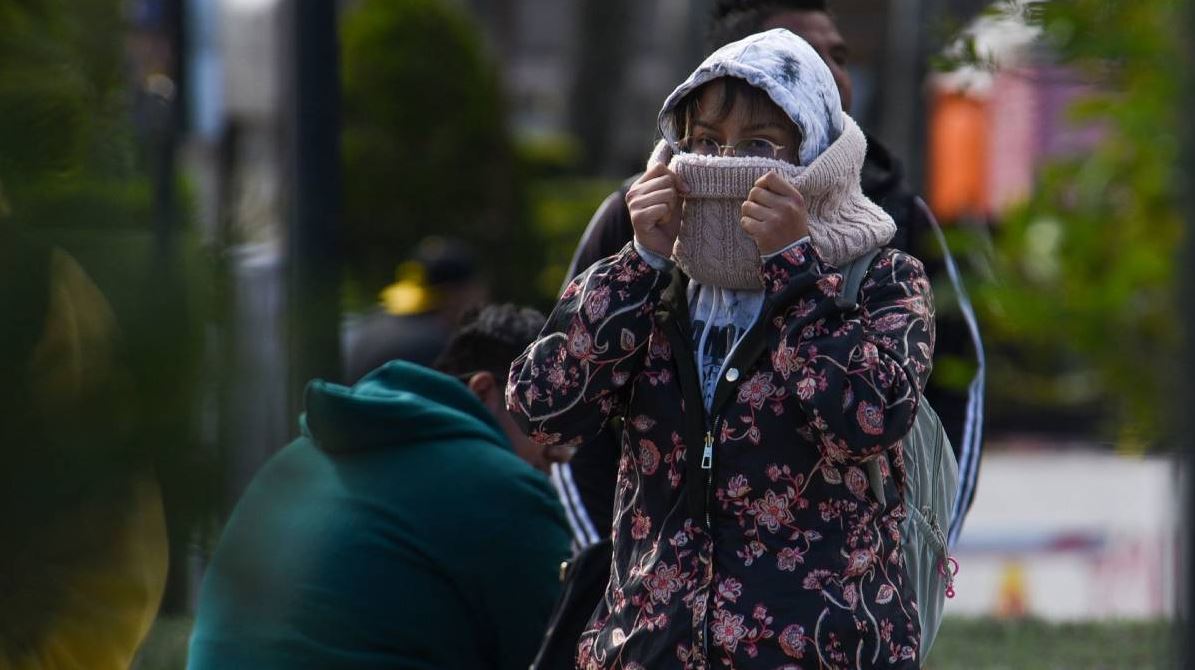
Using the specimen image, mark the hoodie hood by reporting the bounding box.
[657,28,844,167]
[302,360,509,455]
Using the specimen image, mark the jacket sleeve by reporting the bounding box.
[761,241,936,462]
[509,242,671,452]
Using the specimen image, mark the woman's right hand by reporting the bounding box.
[626,161,689,257]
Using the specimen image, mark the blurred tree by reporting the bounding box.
[525,175,621,298]
[0,0,134,208]
[0,0,213,618]
[340,0,541,304]
[961,0,1183,447]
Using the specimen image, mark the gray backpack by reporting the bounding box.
[836,248,959,659]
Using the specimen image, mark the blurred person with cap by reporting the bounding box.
[188,304,570,670]
[555,0,986,553]
[342,236,488,383]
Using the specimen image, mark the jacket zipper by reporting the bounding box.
[662,287,773,665]
[659,267,810,666]
[700,419,718,528]
[700,416,719,662]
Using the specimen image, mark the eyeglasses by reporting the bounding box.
[677,136,788,159]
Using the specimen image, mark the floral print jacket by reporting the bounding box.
[507,240,935,669]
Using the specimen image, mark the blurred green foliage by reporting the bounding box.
[517,131,620,306]
[0,0,215,608]
[931,616,1174,669]
[341,0,536,304]
[0,0,136,212]
[957,0,1184,447]
[525,175,620,300]
[339,0,623,310]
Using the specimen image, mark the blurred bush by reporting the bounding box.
[0,0,215,618]
[957,0,1183,448]
[524,173,620,299]
[341,0,538,304]
[339,0,625,310]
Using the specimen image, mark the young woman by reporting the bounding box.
[509,29,935,669]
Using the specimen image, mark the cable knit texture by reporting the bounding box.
[650,113,896,289]
[670,152,802,289]
[797,113,896,266]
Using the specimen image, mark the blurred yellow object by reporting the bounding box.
[1,479,168,670]
[379,261,442,316]
[29,251,121,412]
[1,250,168,670]
[1115,427,1149,457]
[995,560,1029,619]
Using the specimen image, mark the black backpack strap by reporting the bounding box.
[530,537,613,669]
[834,247,883,312]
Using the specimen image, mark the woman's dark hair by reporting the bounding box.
[670,78,801,150]
[706,0,831,53]
[434,304,546,382]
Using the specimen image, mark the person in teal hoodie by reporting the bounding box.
[188,305,571,670]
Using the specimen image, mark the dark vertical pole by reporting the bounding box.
[287,0,342,414]
[153,0,190,616]
[880,0,926,192]
[152,0,186,259]
[1182,0,1195,664]
[570,0,633,175]
[684,0,715,68]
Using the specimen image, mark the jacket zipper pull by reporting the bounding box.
[700,431,713,470]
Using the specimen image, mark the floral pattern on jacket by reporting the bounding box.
[508,240,935,670]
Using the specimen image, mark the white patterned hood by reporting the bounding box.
[657,28,845,167]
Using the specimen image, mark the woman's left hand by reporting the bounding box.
[740,171,810,255]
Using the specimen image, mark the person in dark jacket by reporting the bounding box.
[511,29,932,668]
[189,305,571,670]
[556,0,985,550]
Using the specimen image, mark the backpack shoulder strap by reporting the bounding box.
[834,247,883,312]
[834,247,887,506]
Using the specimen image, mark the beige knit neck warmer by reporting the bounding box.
[670,153,800,289]
[655,114,896,289]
